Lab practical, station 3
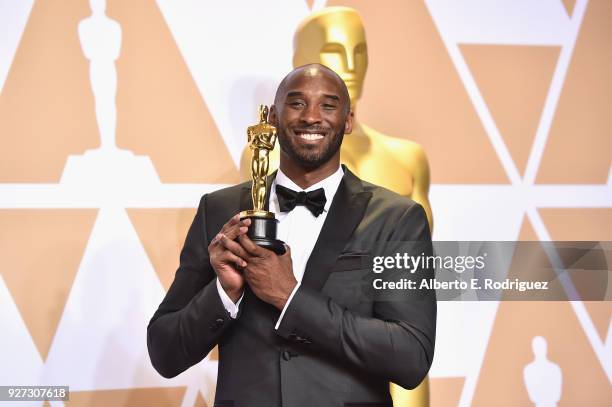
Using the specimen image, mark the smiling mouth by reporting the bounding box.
[294,131,326,141]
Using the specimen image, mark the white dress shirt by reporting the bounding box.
[216,165,344,328]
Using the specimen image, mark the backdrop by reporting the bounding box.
[0,0,610,406]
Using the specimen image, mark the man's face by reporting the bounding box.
[271,67,353,169]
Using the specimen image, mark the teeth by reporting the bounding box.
[297,133,324,141]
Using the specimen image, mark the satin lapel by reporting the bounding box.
[301,166,372,292]
[239,171,278,212]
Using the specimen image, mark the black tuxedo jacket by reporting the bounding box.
[147,167,436,407]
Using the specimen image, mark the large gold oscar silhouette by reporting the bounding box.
[239,7,433,405]
[240,7,433,231]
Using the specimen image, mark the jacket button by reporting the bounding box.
[281,350,292,361]
[210,318,225,331]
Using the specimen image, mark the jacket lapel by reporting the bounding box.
[301,166,372,292]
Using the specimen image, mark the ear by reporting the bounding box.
[269,104,279,127]
[344,109,354,134]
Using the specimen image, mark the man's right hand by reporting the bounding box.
[208,214,251,303]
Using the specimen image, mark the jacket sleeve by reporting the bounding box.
[275,203,436,389]
[147,195,238,378]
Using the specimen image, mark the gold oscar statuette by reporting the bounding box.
[239,105,286,255]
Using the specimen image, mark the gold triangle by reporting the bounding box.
[0,209,97,360]
[67,387,186,406]
[194,392,209,407]
[460,45,560,176]
[208,345,219,361]
[127,208,196,291]
[518,214,539,241]
[108,0,239,183]
[539,207,612,342]
[538,0,612,183]
[327,0,508,182]
[473,301,610,405]
[561,0,576,17]
[430,377,465,407]
[0,0,99,182]
[127,208,221,362]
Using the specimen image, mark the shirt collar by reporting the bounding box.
[273,165,344,212]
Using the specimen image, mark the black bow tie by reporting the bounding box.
[276,185,327,217]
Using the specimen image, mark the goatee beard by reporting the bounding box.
[280,130,344,169]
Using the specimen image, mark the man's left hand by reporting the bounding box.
[238,234,296,310]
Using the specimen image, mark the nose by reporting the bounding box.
[345,50,355,73]
[300,103,322,125]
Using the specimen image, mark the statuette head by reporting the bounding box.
[293,7,368,107]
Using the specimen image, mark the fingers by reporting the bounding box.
[225,213,240,228]
[220,214,251,241]
[218,214,240,237]
[209,233,222,246]
[218,250,247,269]
[212,215,250,247]
[219,234,250,260]
[238,233,269,257]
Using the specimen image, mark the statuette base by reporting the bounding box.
[239,212,286,255]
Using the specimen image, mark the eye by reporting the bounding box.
[322,103,337,110]
[288,101,305,109]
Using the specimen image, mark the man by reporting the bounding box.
[147,64,436,406]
